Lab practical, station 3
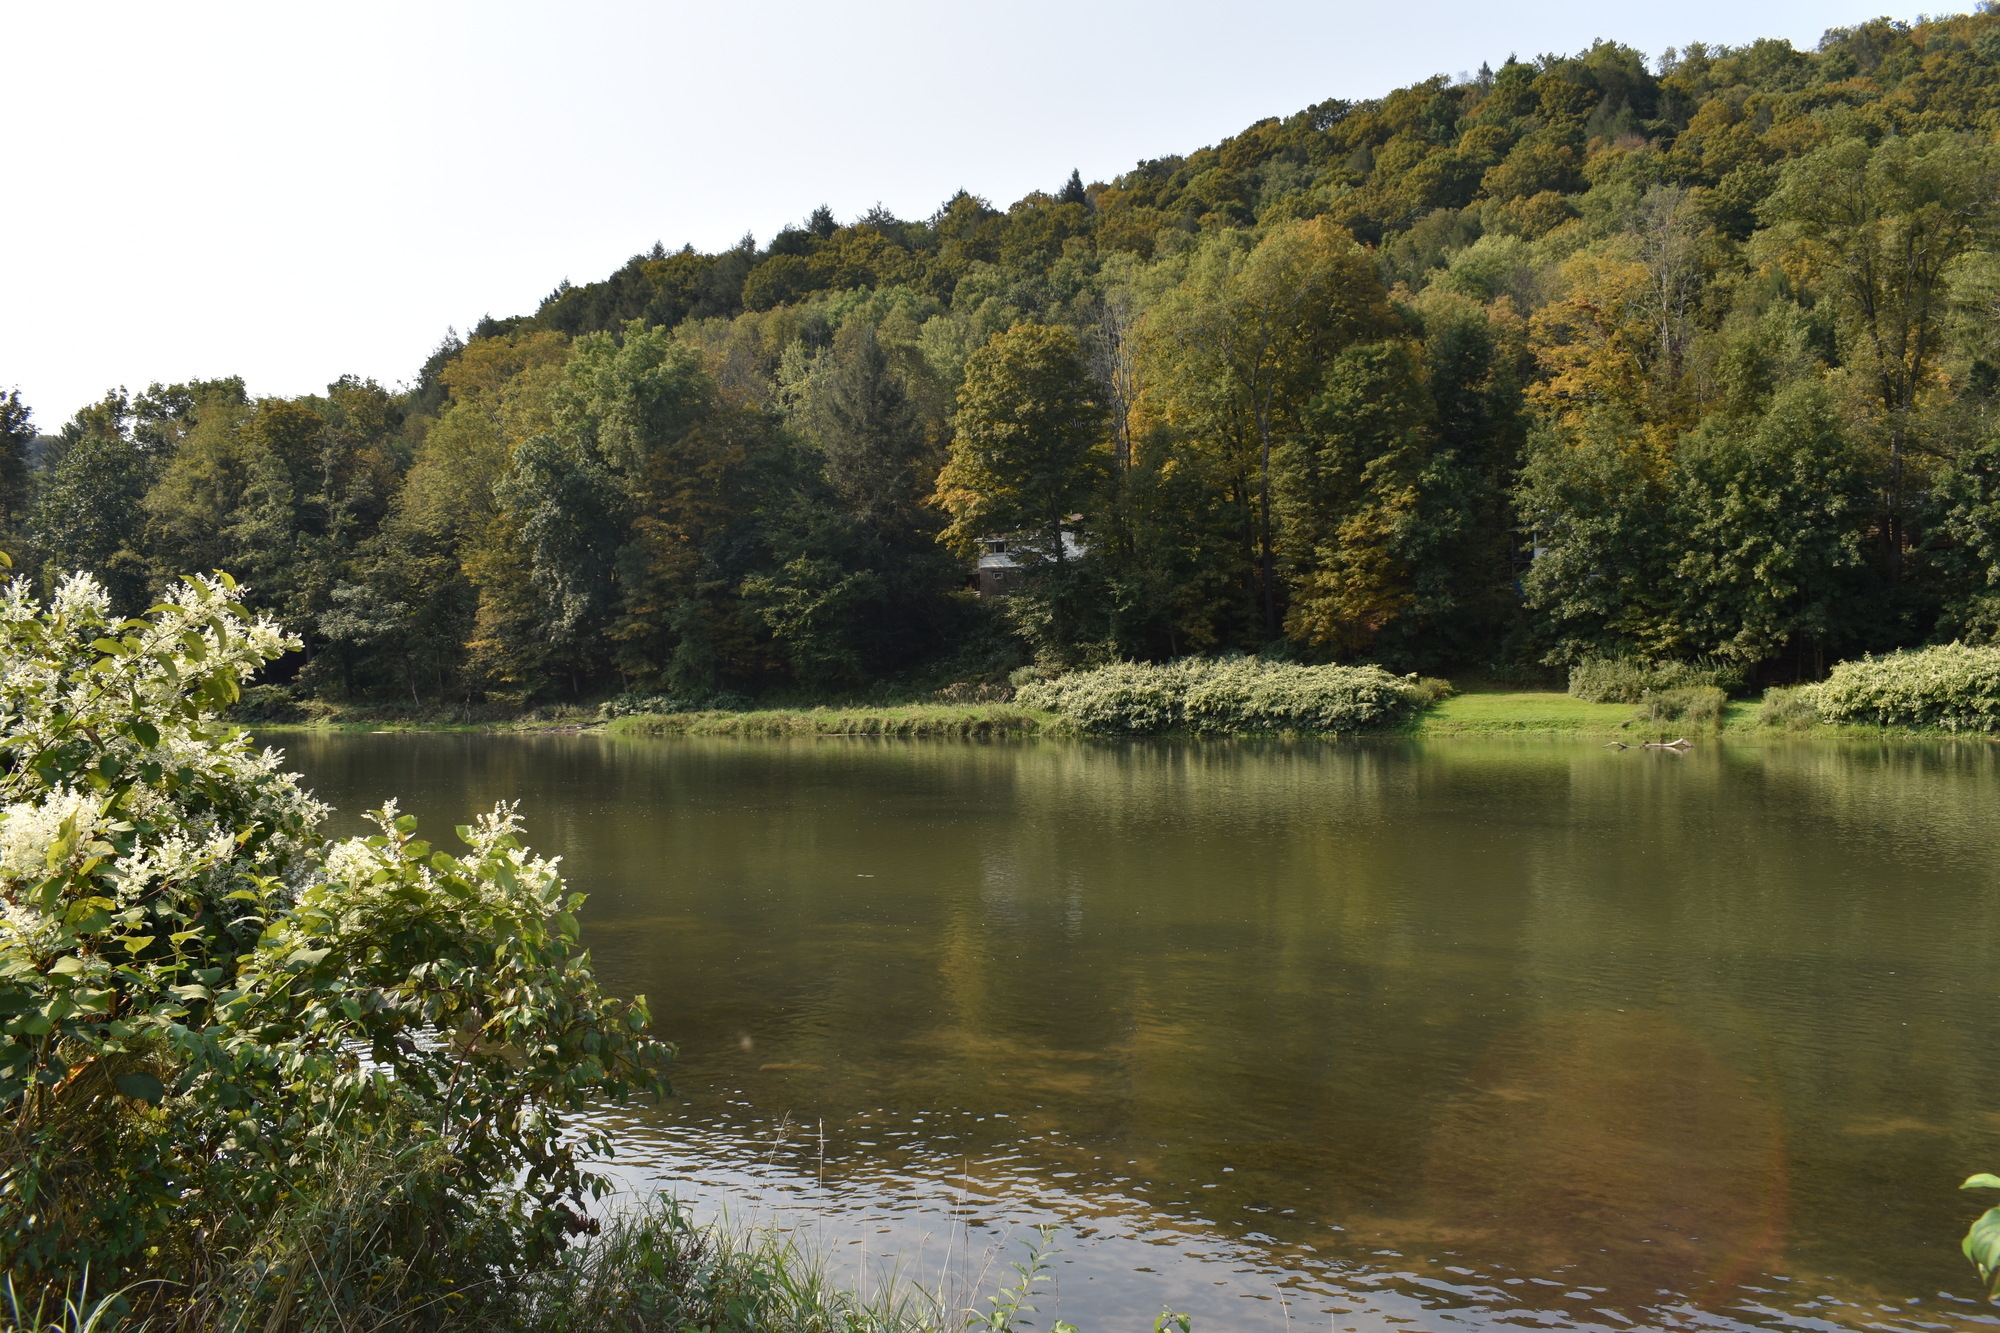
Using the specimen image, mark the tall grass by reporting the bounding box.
[605,705,1053,739]
[1755,684,1823,730]
[1567,657,1746,703]
[8,1185,1114,1333]
[1632,685,1727,730]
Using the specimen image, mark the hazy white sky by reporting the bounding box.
[1,0,1950,428]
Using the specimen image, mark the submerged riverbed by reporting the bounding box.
[276,732,2000,1332]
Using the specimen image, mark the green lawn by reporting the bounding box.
[1409,690,1645,735]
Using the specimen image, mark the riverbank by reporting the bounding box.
[245,689,1966,740]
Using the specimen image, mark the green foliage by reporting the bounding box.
[966,1226,1077,1333]
[605,703,1046,739]
[0,392,33,545]
[1963,1173,2000,1301]
[1665,384,1870,663]
[1632,684,1727,729]
[1016,657,1426,734]
[935,323,1108,560]
[33,8,2000,703]
[0,572,666,1294]
[1755,684,1822,730]
[30,394,158,614]
[1567,656,1746,703]
[1807,643,2000,731]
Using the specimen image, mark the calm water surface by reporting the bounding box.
[274,732,2000,1332]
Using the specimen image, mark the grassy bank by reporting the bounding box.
[30,1191,1071,1333]
[603,703,1057,739]
[1407,690,1644,735]
[246,691,1980,742]
[600,694,1693,739]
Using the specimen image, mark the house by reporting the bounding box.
[972,531,1087,597]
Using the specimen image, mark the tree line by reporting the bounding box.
[7,12,2000,705]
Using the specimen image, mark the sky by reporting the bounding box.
[0,0,1958,428]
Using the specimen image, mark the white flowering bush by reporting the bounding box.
[1016,658,1427,735]
[1807,643,2000,731]
[0,571,667,1297]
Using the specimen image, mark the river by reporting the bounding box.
[274,731,2000,1332]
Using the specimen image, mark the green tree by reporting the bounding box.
[1666,381,1871,668]
[30,391,158,611]
[0,390,34,544]
[1141,219,1395,637]
[1516,420,1674,665]
[1278,340,1433,654]
[935,322,1109,563]
[757,320,960,684]
[1763,132,2000,564]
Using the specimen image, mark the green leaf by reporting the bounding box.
[1964,1174,2000,1190]
[114,1071,164,1104]
[394,814,420,834]
[1968,1205,2000,1285]
[131,720,160,748]
[45,813,78,869]
[90,638,124,656]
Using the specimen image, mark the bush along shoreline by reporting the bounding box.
[1013,658,1445,735]
[234,644,2000,742]
[1793,644,2000,733]
[0,571,673,1328]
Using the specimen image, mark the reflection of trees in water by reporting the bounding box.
[276,732,2000,1320]
[1419,1011,1786,1308]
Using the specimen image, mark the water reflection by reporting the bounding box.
[273,733,2000,1331]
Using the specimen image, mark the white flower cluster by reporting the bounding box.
[0,572,328,960]
[311,800,564,926]
[0,787,103,883]
[1809,642,2000,731]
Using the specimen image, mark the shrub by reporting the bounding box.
[608,705,1046,739]
[1633,685,1727,729]
[1568,656,1747,703]
[1808,643,2000,731]
[1016,658,1428,735]
[597,690,749,719]
[1409,676,1457,706]
[1756,685,1823,730]
[931,680,1015,704]
[0,573,667,1300]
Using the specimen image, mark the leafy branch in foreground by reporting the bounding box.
[1963,1173,2000,1300]
[0,569,669,1306]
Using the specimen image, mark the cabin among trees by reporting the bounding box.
[974,532,1089,597]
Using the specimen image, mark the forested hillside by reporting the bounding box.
[8,11,2000,707]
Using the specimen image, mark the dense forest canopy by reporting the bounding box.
[10,10,2000,706]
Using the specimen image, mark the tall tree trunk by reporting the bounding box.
[1258,409,1276,640]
